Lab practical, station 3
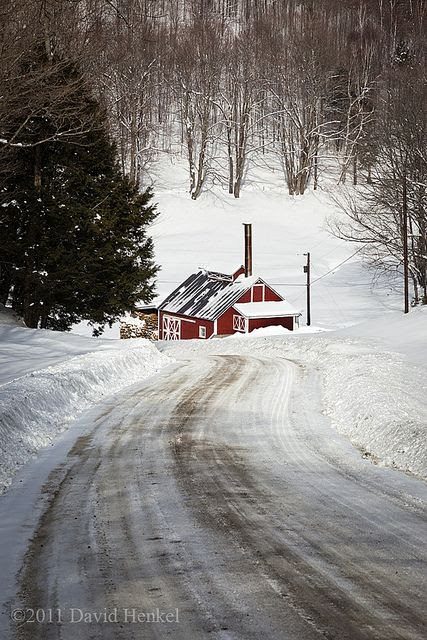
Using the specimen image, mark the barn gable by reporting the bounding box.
[236,281,283,304]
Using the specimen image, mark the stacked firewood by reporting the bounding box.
[120,312,158,340]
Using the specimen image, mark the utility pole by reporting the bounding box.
[303,252,311,326]
[402,174,410,314]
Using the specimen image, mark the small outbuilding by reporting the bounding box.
[158,224,301,340]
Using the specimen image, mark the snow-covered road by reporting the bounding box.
[2,354,427,640]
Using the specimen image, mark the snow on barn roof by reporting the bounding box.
[234,301,301,318]
[158,269,259,321]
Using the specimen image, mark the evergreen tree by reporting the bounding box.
[0,44,158,333]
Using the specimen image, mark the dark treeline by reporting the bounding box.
[1,0,426,308]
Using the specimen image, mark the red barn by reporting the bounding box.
[158,224,301,340]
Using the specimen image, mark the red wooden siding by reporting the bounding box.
[249,316,294,332]
[216,307,244,335]
[236,282,282,304]
[237,289,251,303]
[264,286,282,301]
[253,284,264,301]
[159,311,214,340]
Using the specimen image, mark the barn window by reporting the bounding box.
[233,315,245,332]
[199,326,207,338]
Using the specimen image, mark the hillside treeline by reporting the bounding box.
[1,0,426,304]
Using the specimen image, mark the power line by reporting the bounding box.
[310,246,365,285]
[159,246,365,288]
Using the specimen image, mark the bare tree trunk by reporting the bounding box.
[225,122,234,194]
[419,214,427,304]
[183,92,197,196]
[129,104,137,184]
[313,133,319,190]
[410,270,419,305]
[233,104,250,199]
[192,135,208,200]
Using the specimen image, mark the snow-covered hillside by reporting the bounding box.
[70,157,403,339]
[148,157,402,329]
[0,322,162,386]
[338,306,427,367]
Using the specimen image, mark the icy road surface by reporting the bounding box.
[2,354,427,640]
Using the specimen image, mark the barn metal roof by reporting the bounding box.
[158,270,259,321]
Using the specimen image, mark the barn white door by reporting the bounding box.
[163,315,181,340]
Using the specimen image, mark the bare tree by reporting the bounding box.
[330,65,427,306]
[216,21,272,198]
[171,18,224,198]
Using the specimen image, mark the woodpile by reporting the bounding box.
[120,312,158,340]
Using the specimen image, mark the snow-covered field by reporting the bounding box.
[73,157,403,339]
[151,159,402,321]
[339,306,427,367]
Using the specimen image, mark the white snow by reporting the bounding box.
[3,157,423,493]
[228,324,330,338]
[234,300,301,318]
[0,324,157,386]
[319,343,426,477]
[230,325,291,338]
[0,323,171,493]
[293,324,330,334]
[338,305,427,367]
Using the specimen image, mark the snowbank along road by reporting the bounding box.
[2,353,427,640]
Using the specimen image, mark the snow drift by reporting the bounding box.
[339,305,427,367]
[316,340,426,478]
[0,340,170,492]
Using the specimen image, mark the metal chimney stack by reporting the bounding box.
[243,223,252,277]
